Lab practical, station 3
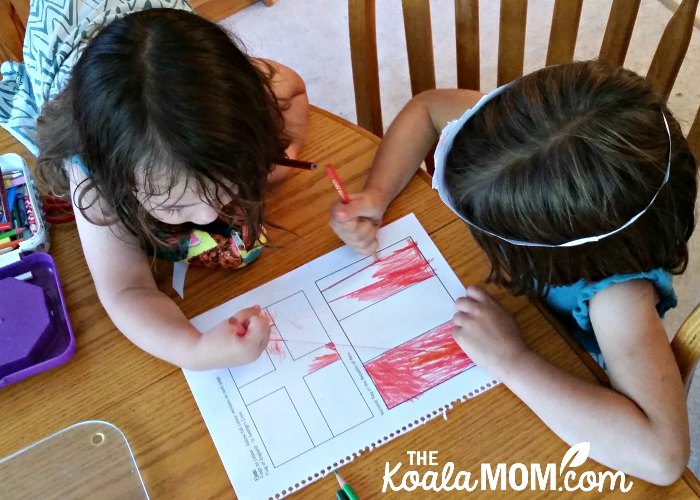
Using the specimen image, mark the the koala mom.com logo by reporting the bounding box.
[382,442,633,493]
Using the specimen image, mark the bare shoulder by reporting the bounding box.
[413,88,484,133]
[252,58,306,101]
[589,278,660,326]
[588,278,678,389]
[66,160,112,225]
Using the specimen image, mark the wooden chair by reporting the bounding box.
[348,0,700,163]
[0,0,28,62]
[673,304,700,393]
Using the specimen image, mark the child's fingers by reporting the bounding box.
[332,197,382,222]
[230,305,263,327]
[452,311,474,330]
[343,220,376,244]
[465,286,489,302]
[353,237,379,256]
[244,315,272,348]
[455,296,481,315]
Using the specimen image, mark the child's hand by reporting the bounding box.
[452,286,529,376]
[196,306,271,369]
[329,189,386,256]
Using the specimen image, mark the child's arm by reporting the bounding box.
[257,58,310,183]
[330,89,483,255]
[69,168,270,370]
[453,283,689,485]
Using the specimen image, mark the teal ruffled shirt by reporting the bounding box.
[544,268,677,332]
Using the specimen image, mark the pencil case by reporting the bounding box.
[0,153,74,388]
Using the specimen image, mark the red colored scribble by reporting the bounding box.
[307,342,341,374]
[325,240,434,303]
[364,322,474,409]
[266,330,286,359]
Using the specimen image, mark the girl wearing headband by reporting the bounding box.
[330,61,696,484]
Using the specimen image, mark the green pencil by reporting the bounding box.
[0,227,25,240]
[333,470,359,500]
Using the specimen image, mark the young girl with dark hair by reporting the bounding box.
[331,61,696,484]
[1,4,308,369]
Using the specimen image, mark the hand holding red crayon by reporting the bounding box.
[327,165,384,258]
[198,305,270,368]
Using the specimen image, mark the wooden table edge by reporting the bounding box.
[310,105,381,146]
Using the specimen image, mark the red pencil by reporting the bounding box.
[275,158,317,170]
[325,164,351,204]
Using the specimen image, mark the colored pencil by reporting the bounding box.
[333,471,359,500]
[0,238,23,251]
[325,165,351,204]
[275,158,317,170]
[0,227,24,239]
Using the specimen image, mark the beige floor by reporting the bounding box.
[222,0,700,478]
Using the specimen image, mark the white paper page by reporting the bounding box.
[183,213,498,499]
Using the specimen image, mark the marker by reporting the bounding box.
[325,165,351,204]
[334,470,359,500]
[275,158,317,170]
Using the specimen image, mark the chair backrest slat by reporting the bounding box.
[689,105,700,162]
[546,0,583,66]
[12,0,28,25]
[402,0,436,96]
[348,0,383,136]
[599,0,641,66]
[455,0,480,91]
[497,0,528,86]
[0,0,24,61]
[646,0,699,100]
[671,303,700,392]
[348,0,700,165]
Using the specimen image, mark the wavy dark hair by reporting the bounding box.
[36,8,289,249]
[444,60,697,297]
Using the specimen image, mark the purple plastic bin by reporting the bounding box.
[0,252,75,387]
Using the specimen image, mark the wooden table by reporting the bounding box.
[0,107,698,499]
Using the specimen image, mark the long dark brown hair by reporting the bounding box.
[36,8,289,249]
[444,60,697,297]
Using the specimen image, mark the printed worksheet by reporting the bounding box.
[183,214,498,499]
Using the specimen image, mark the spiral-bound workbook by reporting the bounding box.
[183,213,498,499]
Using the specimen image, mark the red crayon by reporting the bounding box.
[325,164,351,204]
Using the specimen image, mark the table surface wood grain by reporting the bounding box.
[0,107,697,499]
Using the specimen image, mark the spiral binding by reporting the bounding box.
[268,379,499,499]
